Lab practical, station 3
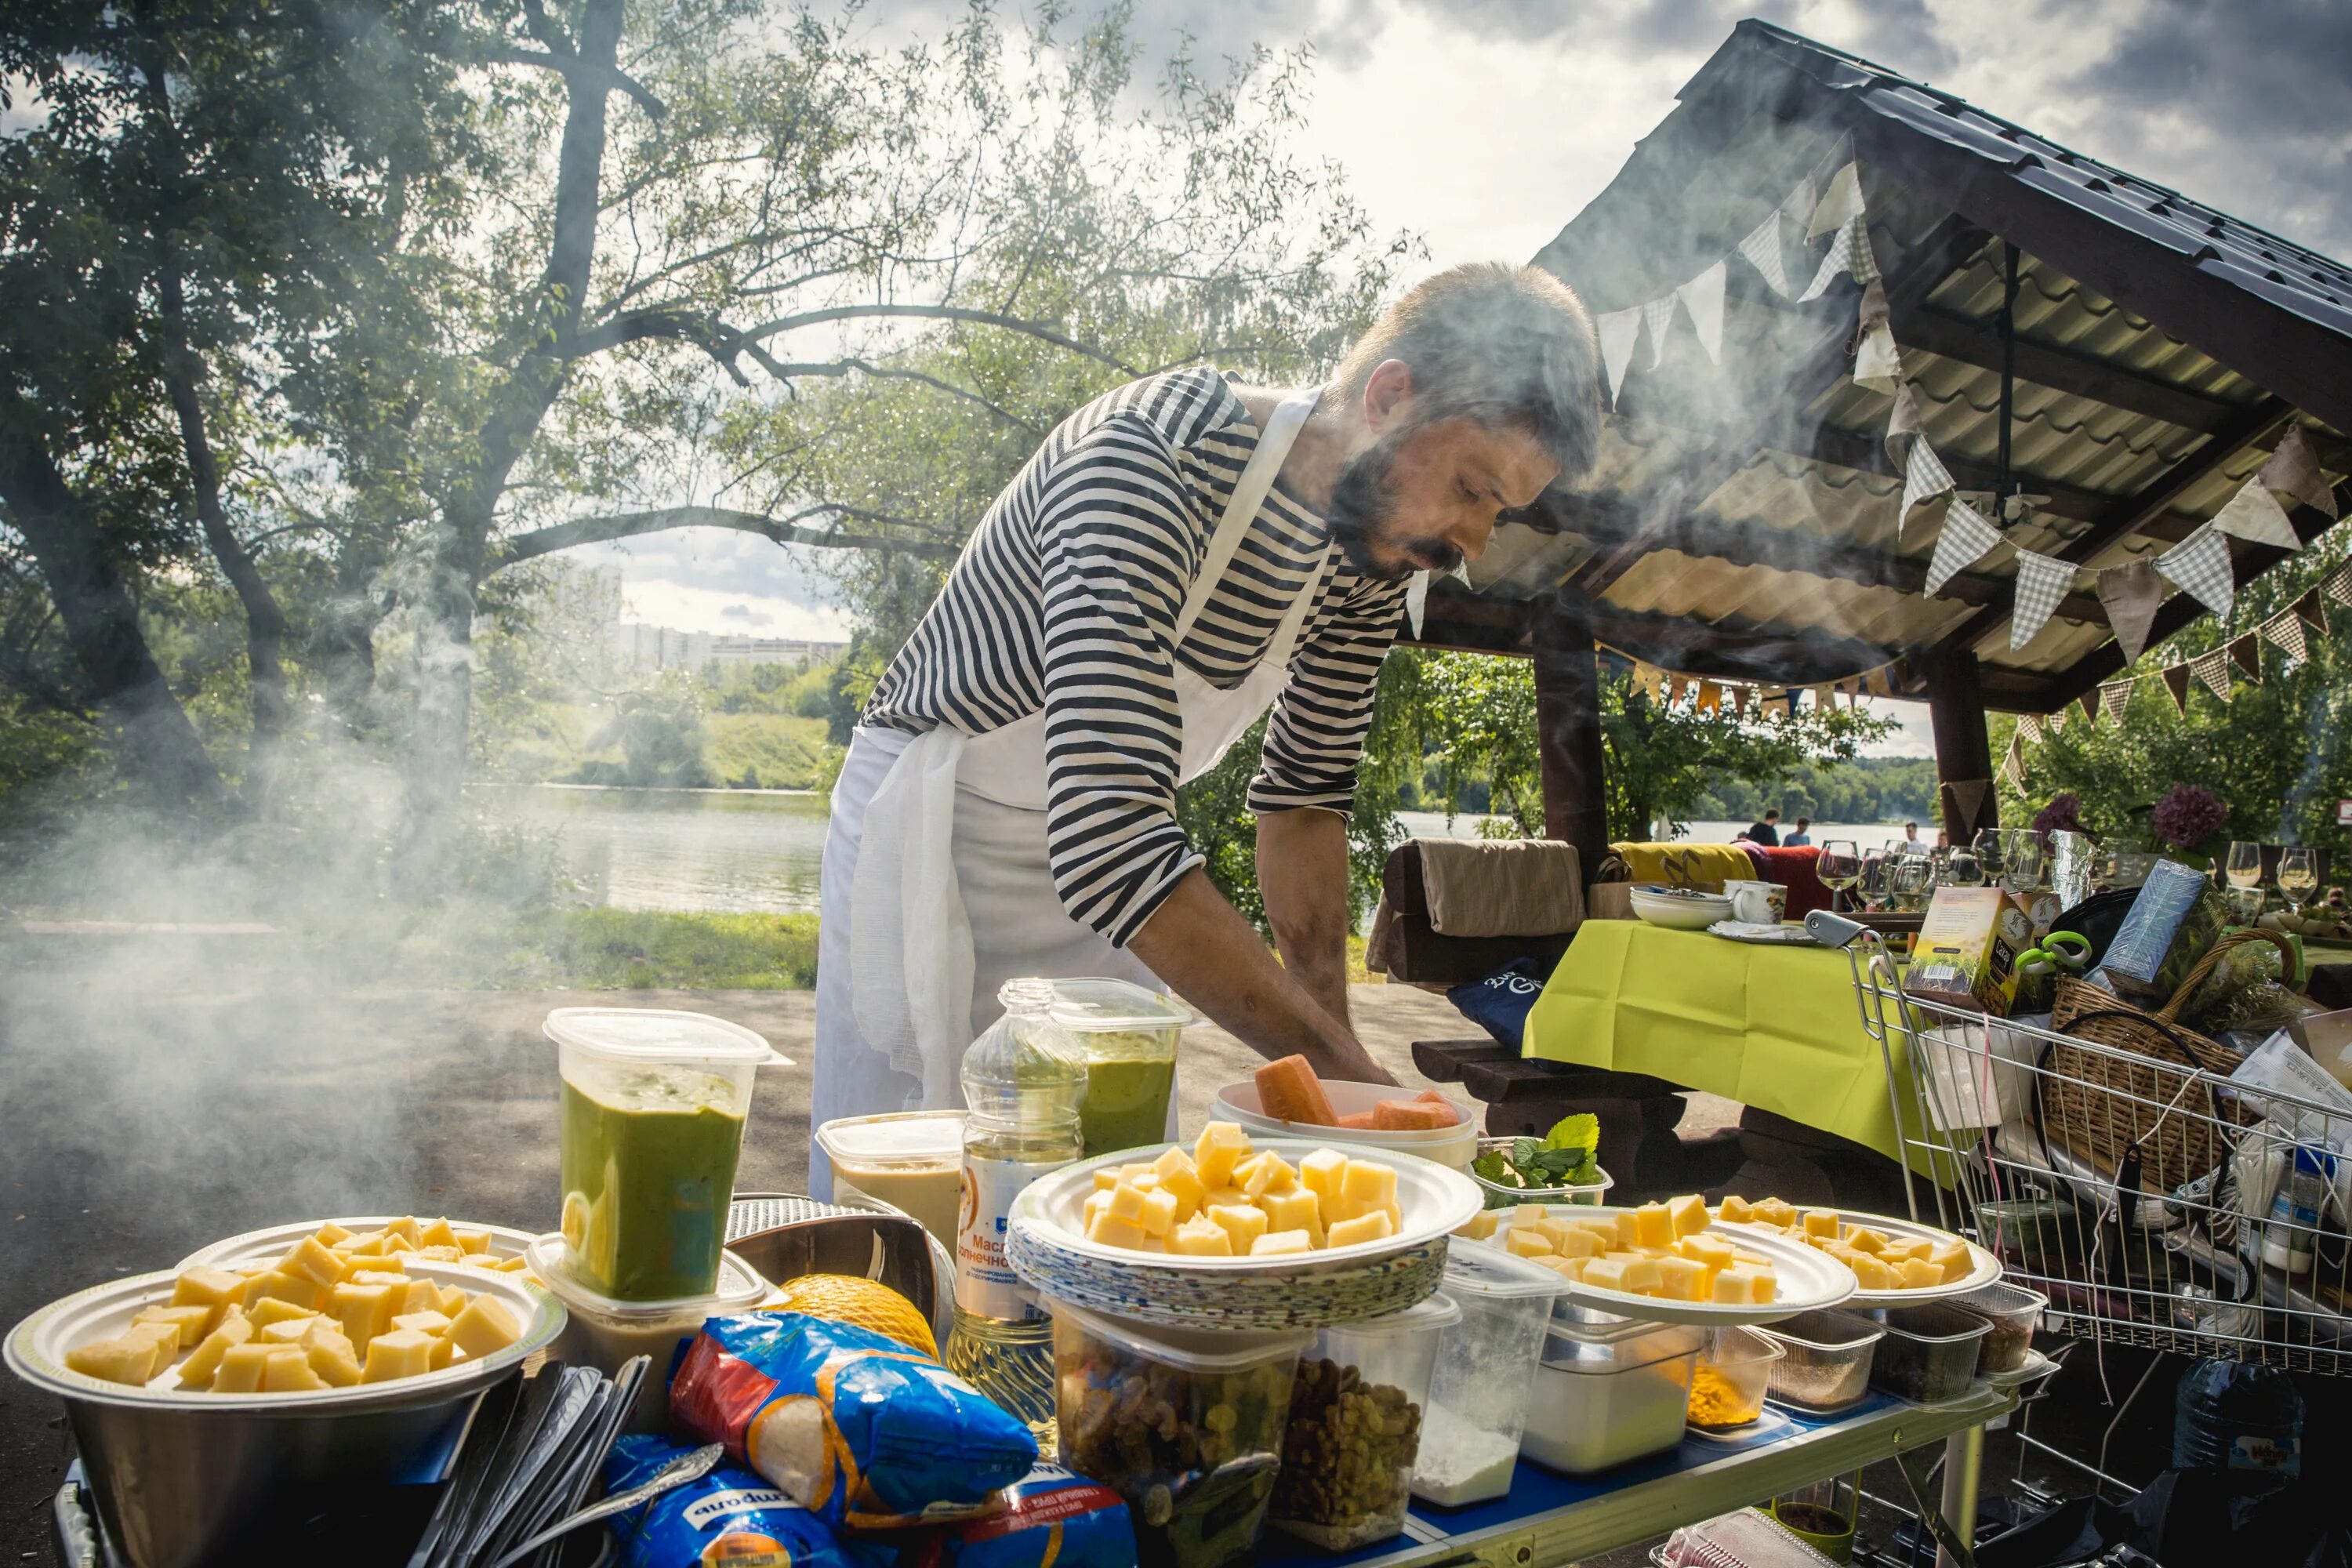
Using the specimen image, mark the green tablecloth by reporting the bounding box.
[1523,920,1911,1165]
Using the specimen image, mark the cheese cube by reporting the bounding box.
[1233,1152,1283,1199]
[260,1318,319,1345]
[245,1271,325,1313]
[1085,1213,1150,1250]
[1249,1229,1313,1257]
[1632,1203,1673,1250]
[456,1230,490,1256]
[1093,1169,1122,1191]
[1930,1240,1974,1283]
[330,1283,399,1348]
[1327,1210,1395,1248]
[279,1236,352,1289]
[1105,1182,1149,1225]
[64,1336,159,1387]
[1877,1236,1929,1263]
[1668,1194,1710,1237]
[1455,1210,1501,1240]
[1260,1188,1323,1244]
[418,1218,459,1251]
[1151,1151,1206,1222]
[1339,1160,1398,1211]
[1207,1203,1269,1252]
[177,1312,255,1388]
[430,1336,459,1370]
[1170,1216,1235,1256]
[347,1268,408,1289]
[1193,1123,1250,1189]
[409,1244,465,1263]
[1754,1198,1798,1229]
[1849,1254,1897,1292]
[1580,1257,1638,1293]
[1136,1185,1181,1238]
[1654,1256,1711,1301]
[1678,1236,1736,1273]
[491,1256,530,1272]
[361,1329,436,1383]
[262,1348,327,1392]
[1083,1192,1111,1229]
[132,1305,214,1350]
[307,1331,363,1388]
[1201,1185,1247,1210]
[332,1230,388,1255]
[1571,1220,1622,1249]
[393,1310,453,1338]
[1543,1225,1604,1260]
[383,1217,424,1247]
[1132,1235,1167,1254]
[169,1266,251,1333]
[1609,1211,1642,1249]
[1382,1200,1403,1232]
[459,1254,504,1269]
[313,1222,354,1246]
[1300,1148,1350,1207]
[1534,1254,1588,1282]
[1124,1171,1160,1192]
[211,1341,278,1393]
[1845,1227,1886,1256]
[1715,1194,1754,1225]
[1711,1266,1767,1305]
[247,1296,320,1331]
[1504,1225,1555,1258]
[436,1285,468,1317]
[1802,1210,1841,1240]
[1608,1253,1663,1293]
[397,1279,441,1314]
[1898,1258,1945,1290]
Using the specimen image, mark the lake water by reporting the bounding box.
[475,786,1909,913]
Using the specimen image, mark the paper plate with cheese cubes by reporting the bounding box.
[176,1214,537,1272]
[1708,1196,2001,1305]
[1464,1196,1856,1327]
[1005,1127,1482,1330]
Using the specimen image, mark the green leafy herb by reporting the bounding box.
[1473,1115,1605,1200]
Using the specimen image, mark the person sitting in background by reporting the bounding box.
[1740,808,1781,847]
[1781,817,1813,847]
[1936,829,1952,851]
[1900,820,1929,854]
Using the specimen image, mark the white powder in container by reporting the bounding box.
[1410,1408,1522,1506]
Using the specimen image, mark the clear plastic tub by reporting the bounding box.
[1269,1293,1460,1548]
[815,1109,966,1247]
[1759,1308,1885,1413]
[1414,1247,1565,1507]
[1468,1138,1617,1207]
[522,1230,771,1432]
[1951,1280,2046,1374]
[1048,1295,1309,1568]
[1049,978,1195,1158]
[1870,1301,1991,1403]
[1521,1317,1703,1474]
[543,1007,786,1301]
[1688,1327,1784,1429]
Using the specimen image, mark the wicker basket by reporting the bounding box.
[2039,927,2299,1193]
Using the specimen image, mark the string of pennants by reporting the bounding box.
[1592,158,2344,676]
[2001,560,2352,789]
[1605,644,1907,721]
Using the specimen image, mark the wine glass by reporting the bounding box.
[2225,840,2265,895]
[1857,851,1889,912]
[2279,848,2320,918]
[1817,840,1861,911]
[2000,829,2044,895]
[1890,852,1936,913]
[1946,841,1987,886]
[1972,828,2006,887]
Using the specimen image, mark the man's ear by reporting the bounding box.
[1361,359,1414,430]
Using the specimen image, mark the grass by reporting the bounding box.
[704,713,836,790]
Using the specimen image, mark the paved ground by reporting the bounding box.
[0,949,2166,1563]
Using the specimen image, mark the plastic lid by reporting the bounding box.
[1046,978,1198,1033]
[1443,1243,1574,1300]
[1318,1291,1462,1341]
[543,1008,786,1066]
[524,1231,771,1321]
[1042,1293,1311,1371]
[816,1109,967,1167]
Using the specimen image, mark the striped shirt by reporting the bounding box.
[862,368,1408,946]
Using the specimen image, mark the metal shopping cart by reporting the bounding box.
[1811,909,2352,1380]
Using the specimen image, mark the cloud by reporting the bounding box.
[577,525,852,636]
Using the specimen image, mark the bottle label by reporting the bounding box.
[2228,1434,2300,1475]
[955,1154,1064,1319]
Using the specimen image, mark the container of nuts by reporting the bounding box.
[1269,1292,1461,1548]
[1048,1294,1310,1568]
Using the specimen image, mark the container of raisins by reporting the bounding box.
[1268,1292,1461,1548]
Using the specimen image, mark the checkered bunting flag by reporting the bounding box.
[2155,524,2235,619]
[2190,648,2235,701]
[1797,215,1875,302]
[1642,295,1679,368]
[1899,437,1956,534]
[2101,681,2134,724]
[2328,565,2352,610]
[2011,550,2079,652]
[1737,209,1794,297]
[2259,609,2308,663]
[1926,498,2002,597]
[2017,712,2046,743]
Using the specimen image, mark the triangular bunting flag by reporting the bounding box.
[1597,308,1641,405]
[2102,681,2133,724]
[2190,648,2234,701]
[1900,437,1956,530]
[1797,219,1857,302]
[2230,635,2261,680]
[2293,589,2328,633]
[1865,666,1894,697]
[2097,557,2165,662]
[2261,610,2308,663]
[1814,684,1836,711]
[1668,674,1690,706]
[1808,162,1864,238]
[1946,778,1991,831]
[1783,175,1818,226]
[1926,499,2002,596]
[2017,713,2046,743]
[2001,733,2026,790]
[1885,381,1925,459]
[1729,685,1749,718]
[1738,210,1793,296]
[2259,425,2338,520]
[1853,319,1902,395]
[1641,295,1679,368]
[2326,565,2352,609]
[1677,261,1727,363]
[2012,549,2080,651]
[1845,213,1881,285]
[2161,663,2192,713]
[1696,680,1722,716]
[2209,474,2301,550]
[2078,691,2100,727]
[2155,524,2234,619]
[1857,277,1890,330]
[2048,704,2067,734]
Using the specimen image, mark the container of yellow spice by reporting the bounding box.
[1687,1327,1784,1429]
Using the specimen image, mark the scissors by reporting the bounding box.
[2015,930,2091,978]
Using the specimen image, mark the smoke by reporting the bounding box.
[2278,670,2345,843]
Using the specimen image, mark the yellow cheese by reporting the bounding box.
[261,1348,328,1392]
[1545,1225,1604,1260]
[1715,1194,1754,1225]
[1326,1209,1395,1248]
[210,1341,278,1393]
[460,1254,504,1269]
[1169,1215,1235,1256]
[279,1236,352,1289]
[1710,1266,1765,1305]
[1200,1185,1247,1210]
[1131,1235,1167,1254]
[307,1330,363,1387]
[1339,1160,1398,1210]
[169,1266,250,1333]
[1652,1257,1710,1301]
[1105,1182,1148,1225]
[1668,1194,1710,1237]
[1249,1229,1312,1257]
[436,1285,468,1317]
[1632,1203,1673,1250]
[456,1229,490,1256]
[393,1310,453,1338]
[430,1336,459,1370]
[1135,1186,1180,1238]
[177,1312,256,1388]
[383,1217,424,1247]
[1233,1152,1283,1200]
[347,1269,409,1289]
[1580,1257,1638,1293]
[1455,1209,1500,1240]
[1259,1188,1323,1244]
[260,1318,319,1345]
[1193,1122,1250,1189]
[1093,1169,1122,1191]
[1300,1149,1349,1206]
[313,1222,354,1246]
[408,1244,465,1264]
[1897,1258,1945,1290]
[491,1256,529,1272]
[1610,1211,1642,1249]
[1678,1236,1736,1272]
[65,1336,159,1387]
[1754,1198,1798,1229]
[1084,1213,1150,1250]
[1878,1237,1931,1264]
[1930,1240,1974,1282]
[1123,1171,1160,1193]
[1207,1203,1269,1252]
[1844,1227,1886,1256]
[330,1283,399,1348]
[1504,1225,1555,1258]
[1802,1210,1841,1240]
[1534,1254,1588,1282]
[418,1218,459,1251]
[1849,1254,1896,1292]
[1151,1152,1206,1222]
[245,1271,325,1313]
[132,1305,214,1350]
[1082,1192,1111,1229]
[1609,1253,1663,1294]
[247,1296,321,1331]
[361,1329,436,1382]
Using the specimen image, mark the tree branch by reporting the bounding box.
[478,44,669,119]
[764,358,1041,433]
[488,504,960,568]
[564,307,759,383]
[741,303,1138,374]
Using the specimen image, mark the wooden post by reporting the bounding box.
[1531,590,1610,884]
[1922,648,1996,842]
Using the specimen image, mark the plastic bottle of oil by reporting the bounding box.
[942,978,1086,1441]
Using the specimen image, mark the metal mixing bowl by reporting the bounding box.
[5,1260,563,1568]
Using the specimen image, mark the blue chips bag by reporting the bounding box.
[852,1463,1137,1568]
[603,1435,862,1568]
[668,1312,1039,1530]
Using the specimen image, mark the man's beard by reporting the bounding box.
[1323,434,1462,583]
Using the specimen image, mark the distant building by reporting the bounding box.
[610,622,845,672]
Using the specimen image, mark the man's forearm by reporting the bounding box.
[1130,867,1395,1085]
[1256,807,1352,1029]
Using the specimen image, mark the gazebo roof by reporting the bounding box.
[1414,20,2350,713]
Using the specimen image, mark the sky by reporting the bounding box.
[590,0,2352,754]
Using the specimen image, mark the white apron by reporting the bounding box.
[811,393,1325,1183]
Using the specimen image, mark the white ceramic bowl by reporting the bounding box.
[1007,1139,1481,1329]
[176,1215,539,1271]
[1629,885,1734,931]
[1213,1080,1479,1171]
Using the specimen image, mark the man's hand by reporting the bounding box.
[1258,807,1353,1029]
[1130,868,1396,1086]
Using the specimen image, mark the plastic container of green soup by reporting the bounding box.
[1047,978,1198,1158]
[545,1007,789,1302]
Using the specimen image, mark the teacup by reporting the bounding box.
[1724,880,1788,924]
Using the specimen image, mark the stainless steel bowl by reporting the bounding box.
[727,1192,952,1346]
[5,1261,564,1568]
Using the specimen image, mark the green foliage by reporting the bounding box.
[1689,757,1939,824]
[480,908,822,990]
[575,688,716,789]
[705,712,837,790]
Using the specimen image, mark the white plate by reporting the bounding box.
[1477,1206,1855,1327]
[1718,1207,2002,1305]
[1708,920,1820,946]
[177,1216,537,1272]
